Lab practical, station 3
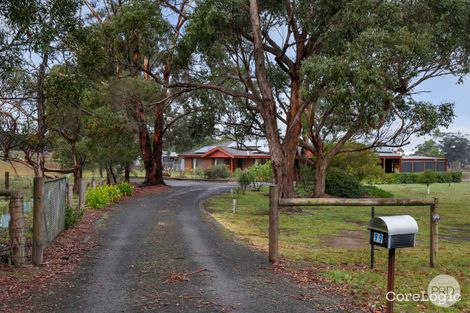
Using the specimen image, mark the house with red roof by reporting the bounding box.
[179,144,271,173]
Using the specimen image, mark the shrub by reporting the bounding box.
[375,171,462,184]
[107,185,123,201]
[326,168,363,198]
[117,182,133,196]
[193,168,205,179]
[418,170,437,194]
[204,164,230,179]
[86,186,111,209]
[235,169,254,193]
[298,164,315,190]
[450,171,463,183]
[64,206,84,229]
[362,186,394,198]
[85,184,124,209]
[246,161,273,190]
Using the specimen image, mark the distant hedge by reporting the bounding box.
[375,172,462,184]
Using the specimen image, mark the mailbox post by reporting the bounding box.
[368,215,419,313]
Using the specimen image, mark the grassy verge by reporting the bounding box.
[206,183,470,312]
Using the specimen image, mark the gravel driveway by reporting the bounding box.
[32,180,361,313]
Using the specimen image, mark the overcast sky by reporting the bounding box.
[406,75,469,151]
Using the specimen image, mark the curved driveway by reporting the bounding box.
[34,180,359,313]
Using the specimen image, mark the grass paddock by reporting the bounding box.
[207,183,469,312]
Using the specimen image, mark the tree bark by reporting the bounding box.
[314,157,329,197]
[70,143,81,193]
[106,168,111,185]
[249,0,300,198]
[150,102,165,185]
[109,165,117,184]
[124,164,130,183]
[9,191,25,266]
[132,94,163,185]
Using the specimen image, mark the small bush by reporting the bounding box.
[64,206,84,229]
[362,186,394,198]
[85,184,125,209]
[246,161,273,190]
[193,168,205,179]
[298,164,315,190]
[86,187,111,209]
[235,169,254,193]
[375,171,462,184]
[107,185,123,201]
[418,170,437,186]
[450,171,462,183]
[117,182,133,196]
[326,168,363,198]
[204,164,230,179]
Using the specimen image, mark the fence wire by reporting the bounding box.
[43,177,67,245]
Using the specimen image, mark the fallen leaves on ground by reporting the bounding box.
[163,268,207,283]
[0,184,168,313]
[264,260,374,312]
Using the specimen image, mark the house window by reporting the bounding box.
[192,158,197,169]
[425,161,436,171]
[402,162,412,173]
[214,158,219,166]
[437,161,446,172]
[413,162,424,172]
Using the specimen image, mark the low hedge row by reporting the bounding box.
[85,182,134,209]
[375,172,462,184]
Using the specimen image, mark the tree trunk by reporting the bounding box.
[124,164,130,183]
[150,103,165,185]
[9,191,25,266]
[248,0,301,199]
[71,143,81,193]
[314,157,329,197]
[32,50,48,266]
[106,168,111,185]
[132,94,162,185]
[73,167,81,194]
[109,165,117,184]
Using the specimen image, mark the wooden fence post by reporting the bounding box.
[269,185,279,263]
[78,180,87,210]
[67,183,74,208]
[9,191,25,266]
[430,198,439,267]
[32,177,45,265]
[370,206,375,269]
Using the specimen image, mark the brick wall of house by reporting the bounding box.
[199,158,214,169]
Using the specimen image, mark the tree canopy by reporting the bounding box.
[1,0,469,196]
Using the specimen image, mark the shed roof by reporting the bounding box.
[402,156,447,160]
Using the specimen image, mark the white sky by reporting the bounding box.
[407,75,469,151]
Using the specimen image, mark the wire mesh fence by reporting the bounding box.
[43,177,67,246]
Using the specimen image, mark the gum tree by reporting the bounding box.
[298,0,469,196]
[173,0,469,198]
[78,0,203,185]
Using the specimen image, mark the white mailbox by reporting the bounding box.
[368,215,418,249]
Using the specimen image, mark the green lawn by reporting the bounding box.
[206,183,470,312]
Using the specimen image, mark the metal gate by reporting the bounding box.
[43,177,67,245]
